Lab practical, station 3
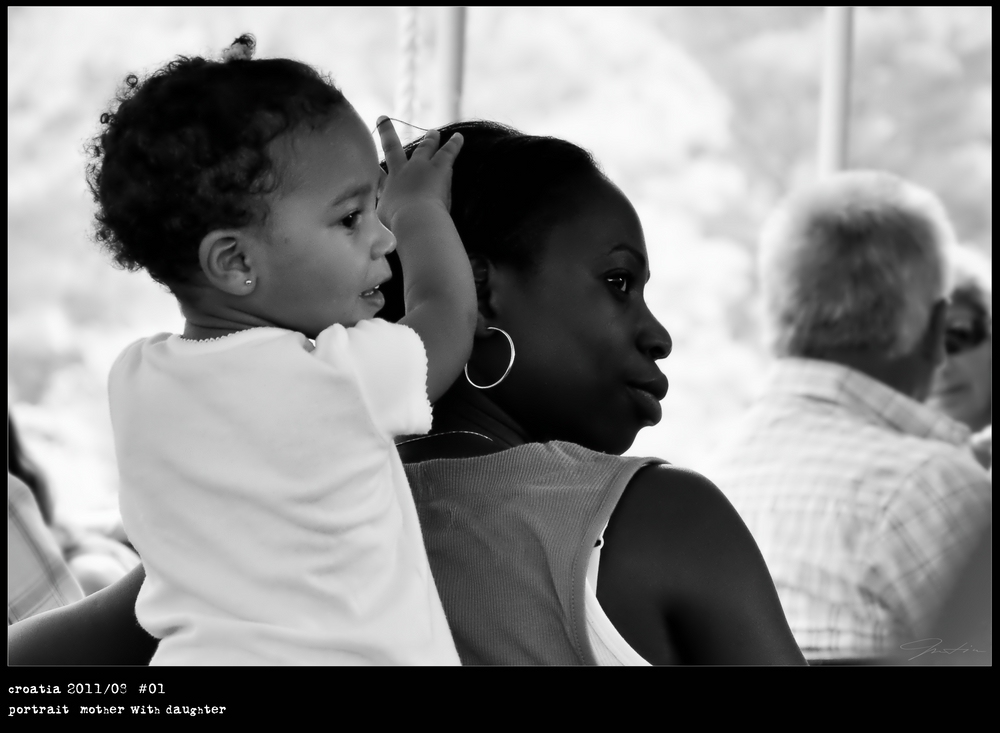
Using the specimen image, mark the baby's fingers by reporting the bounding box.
[431,132,463,168]
[377,116,407,172]
[408,129,442,160]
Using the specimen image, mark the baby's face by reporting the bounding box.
[248,107,395,337]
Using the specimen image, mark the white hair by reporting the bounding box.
[758,170,956,358]
[947,244,992,321]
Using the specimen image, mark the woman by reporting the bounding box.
[926,245,991,469]
[8,121,804,665]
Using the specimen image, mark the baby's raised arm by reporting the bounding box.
[377,119,477,403]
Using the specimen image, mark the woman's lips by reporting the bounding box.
[627,380,667,424]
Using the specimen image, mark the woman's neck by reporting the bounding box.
[431,379,532,450]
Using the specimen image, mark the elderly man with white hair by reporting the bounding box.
[712,171,992,663]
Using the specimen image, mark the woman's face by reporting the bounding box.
[476,175,672,454]
[927,298,992,432]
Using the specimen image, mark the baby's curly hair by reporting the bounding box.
[87,35,347,287]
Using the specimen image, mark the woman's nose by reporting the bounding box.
[639,305,672,360]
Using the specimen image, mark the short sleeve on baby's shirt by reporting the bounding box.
[313,319,432,439]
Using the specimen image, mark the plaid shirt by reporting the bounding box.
[712,358,992,661]
[8,474,84,625]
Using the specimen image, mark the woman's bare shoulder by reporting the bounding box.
[599,464,806,664]
[603,464,763,590]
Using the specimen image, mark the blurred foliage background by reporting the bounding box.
[7,7,992,529]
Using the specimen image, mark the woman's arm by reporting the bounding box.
[8,563,157,665]
[598,465,806,665]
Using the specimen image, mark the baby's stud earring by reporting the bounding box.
[245,279,253,286]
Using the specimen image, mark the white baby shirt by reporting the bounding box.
[111,319,459,665]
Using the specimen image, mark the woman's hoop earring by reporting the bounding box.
[464,327,515,390]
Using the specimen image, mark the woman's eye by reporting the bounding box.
[607,274,632,293]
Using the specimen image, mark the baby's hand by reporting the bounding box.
[376,117,464,229]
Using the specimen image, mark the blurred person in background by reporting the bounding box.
[8,411,140,600]
[9,413,85,623]
[8,413,55,525]
[8,471,85,624]
[926,244,991,471]
[711,171,992,662]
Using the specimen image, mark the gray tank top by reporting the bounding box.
[405,440,662,665]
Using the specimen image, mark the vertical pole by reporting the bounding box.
[395,6,420,144]
[436,6,467,125]
[818,6,854,177]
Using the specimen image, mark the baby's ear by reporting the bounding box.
[198,229,255,296]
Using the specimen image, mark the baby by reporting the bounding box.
[90,35,476,664]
